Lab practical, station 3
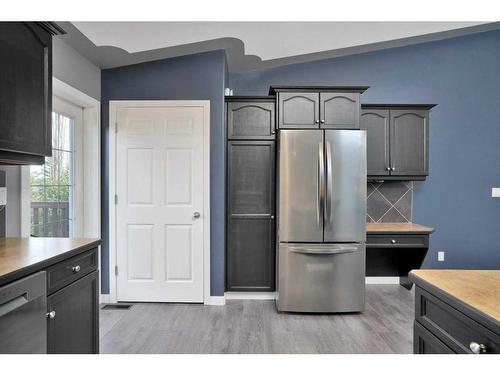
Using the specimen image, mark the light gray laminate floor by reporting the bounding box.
[100,285,414,354]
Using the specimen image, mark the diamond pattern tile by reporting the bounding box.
[366,181,413,223]
[367,190,392,222]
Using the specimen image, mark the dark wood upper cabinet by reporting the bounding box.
[0,22,64,165]
[390,109,429,177]
[320,92,360,129]
[270,86,368,130]
[227,97,275,139]
[360,109,390,176]
[362,104,435,180]
[278,92,319,128]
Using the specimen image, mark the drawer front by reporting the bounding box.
[46,248,98,295]
[416,287,500,354]
[414,321,455,354]
[366,234,428,248]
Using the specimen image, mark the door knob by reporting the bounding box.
[469,342,487,354]
[193,212,201,219]
[46,311,56,319]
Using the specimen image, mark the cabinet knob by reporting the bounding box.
[391,167,396,171]
[46,311,56,319]
[386,167,391,171]
[72,265,81,273]
[391,239,396,244]
[320,120,325,124]
[271,215,275,219]
[469,342,487,354]
[314,120,319,124]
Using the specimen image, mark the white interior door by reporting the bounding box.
[116,106,205,302]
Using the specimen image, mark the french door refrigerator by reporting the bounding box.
[276,129,366,313]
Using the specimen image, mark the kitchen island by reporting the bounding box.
[410,269,499,354]
[0,237,101,354]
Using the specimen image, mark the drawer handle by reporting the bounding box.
[72,265,81,273]
[46,310,56,319]
[391,239,396,244]
[469,342,487,354]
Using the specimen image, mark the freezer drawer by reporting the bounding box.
[277,243,365,313]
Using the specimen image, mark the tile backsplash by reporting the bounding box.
[367,181,412,223]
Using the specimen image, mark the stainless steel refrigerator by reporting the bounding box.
[276,129,366,313]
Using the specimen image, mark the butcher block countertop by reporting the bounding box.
[367,223,434,234]
[0,237,101,286]
[410,269,500,324]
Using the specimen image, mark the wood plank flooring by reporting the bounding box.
[100,285,414,354]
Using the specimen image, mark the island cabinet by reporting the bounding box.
[0,238,100,354]
[360,104,436,180]
[410,270,500,354]
[226,97,276,292]
[0,22,64,165]
[269,86,368,130]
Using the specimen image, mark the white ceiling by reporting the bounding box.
[74,22,486,60]
[63,22,499,72]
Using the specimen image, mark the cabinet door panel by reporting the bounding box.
[390,109,428,176]
[0,22,52,157]
[227,102,275,139]
[228,141,275,216]
[278,92,319,128]
[320,92,360,129]
[47,271,99,354]
[227,218,275,291]
[360,109,390,176]
[414,322,454,354]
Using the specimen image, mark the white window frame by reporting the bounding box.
[21,78,101,242]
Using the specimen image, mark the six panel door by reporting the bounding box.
[360,109,390,176]
[320,92,360,129]
[278,92,319,129]
[227,101,275,139]
[390,109,429,176]
[116,106,205,302]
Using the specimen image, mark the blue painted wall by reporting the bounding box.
[231,30,500,269]
[101,50,227,295]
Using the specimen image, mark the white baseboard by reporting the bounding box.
[365,277,400,284]
[99,294,111,304]
[225,292,276,300]
[204,296,226,306]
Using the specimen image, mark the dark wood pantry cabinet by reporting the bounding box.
[226,97,276,292]
[361,104,436,180]
[269,86,368,130]
[0,22,64,165]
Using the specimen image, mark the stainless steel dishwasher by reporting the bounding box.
[0,271,47,353]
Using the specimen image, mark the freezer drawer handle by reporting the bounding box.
[289,246,358,255]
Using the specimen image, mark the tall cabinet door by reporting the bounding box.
[278,92,319,129]
[320,92,360,129]
[360,109,390,176]
[390,109,429,176]
[227,141,275,291]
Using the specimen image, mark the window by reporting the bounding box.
[30,112,74,237]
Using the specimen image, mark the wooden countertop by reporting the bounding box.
[410,269,500,324]
[0,237,101,286]
[367,223,434,234]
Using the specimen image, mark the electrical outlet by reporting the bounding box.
[492,188,500,198]
[0,187,6,205]
[438,251,445,262]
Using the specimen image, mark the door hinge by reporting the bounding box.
[115,265,118,276]
[115,122,118,133]
[114,194,118,204]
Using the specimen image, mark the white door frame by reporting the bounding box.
[108,100,211,304]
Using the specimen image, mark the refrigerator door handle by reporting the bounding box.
[325,140,333,224]
[317,142,325,226]
[288,245,358,255]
